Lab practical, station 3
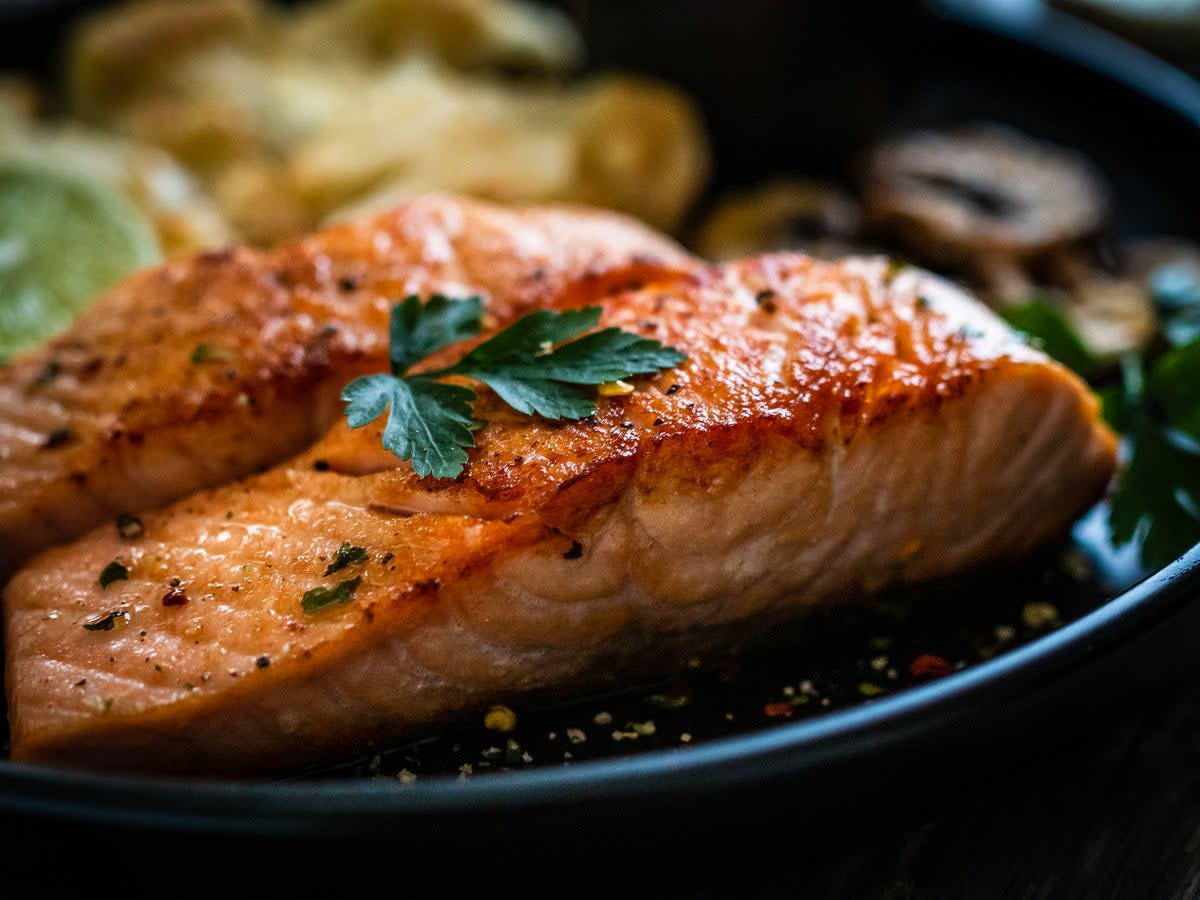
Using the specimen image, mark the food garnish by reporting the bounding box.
[324,542,369,576]
[1002,287,1200,569]
[301,575,363,614]
[341,294,687,479]
[98,560,128,589]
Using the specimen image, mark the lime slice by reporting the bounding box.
[0,161,161,360]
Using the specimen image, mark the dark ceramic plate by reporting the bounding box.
[1,0,1199,858]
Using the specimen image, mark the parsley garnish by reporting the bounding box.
[98,560,128,589]
[1002,292,1200,570]
[324,542,368,576]
[341,295,687,479]
[301,575,362,614]
[191,343,234,364]
[998,299,1099,378]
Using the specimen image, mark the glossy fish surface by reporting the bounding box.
[0,194,687,579]
[4,246,1118,774]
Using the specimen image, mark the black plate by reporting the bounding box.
[2,0,1200,856]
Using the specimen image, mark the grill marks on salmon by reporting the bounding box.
[0,194,689,579]
[4,252,1118,773]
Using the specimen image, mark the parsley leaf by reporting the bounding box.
[341,296,687,479]
[324,542,369,576]
[388,294,482,374]
[1000,296,1200,571]
[342,373,477,479]
[1148,336,1200,442]
[301,575,363,614]
[997,299,1098,377]
[1108,416,1200,571]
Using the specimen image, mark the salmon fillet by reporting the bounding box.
[4,250,1118,774]
[0,194,688,580]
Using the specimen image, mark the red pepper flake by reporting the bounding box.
[162,587,189,607]
[910,653,954,678]
[763,701,794,719]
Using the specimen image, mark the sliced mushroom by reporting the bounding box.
[694,178,865,261]
[1061,276,1157,362]
[860,125,1110,280]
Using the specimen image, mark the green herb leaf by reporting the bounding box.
[1147,336,1200,442]
[191,343,234,364]
[324,542,369,576]
[342,373,478,479]
[342,297,687,479]
[301,575,363,614]
[1107,418,1200,571]
[98,560,128,589]
[998,300,1098,377]
[388,294,482,374]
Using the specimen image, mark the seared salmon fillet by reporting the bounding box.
[5,252,1117,774]
[0,194,688,580]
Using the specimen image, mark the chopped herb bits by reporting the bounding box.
[98,560,128,589]
[190,343,234,364]
[324,542,369,576]
[301,575,363,614]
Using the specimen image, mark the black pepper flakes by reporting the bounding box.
[337,274,359,292]
[313,459,331,471]
[43,428,73,449]
[563,541,584,560]
[29,361,61,389]
[256,656,271,669]
[755,289,779,313]
[620,420,634,429]
[653,417,664,426]
[666,384,680,395]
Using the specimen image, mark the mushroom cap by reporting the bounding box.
[861,124,1110,268]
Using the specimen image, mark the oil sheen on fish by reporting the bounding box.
[5,245,1117,774]
[0,194,688,580]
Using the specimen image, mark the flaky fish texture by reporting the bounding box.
[0,194,688,579]
[4,239,1117,774]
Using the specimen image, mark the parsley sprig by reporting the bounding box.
[1001,284,1200,571]
[341,295,687,479]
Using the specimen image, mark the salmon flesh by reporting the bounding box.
[3,207,1117,774]
[0,194,688,580]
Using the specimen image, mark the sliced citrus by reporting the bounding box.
[0,161,161,360]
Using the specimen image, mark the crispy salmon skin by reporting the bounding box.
[5,248,1117,774]
[0,194,688,580]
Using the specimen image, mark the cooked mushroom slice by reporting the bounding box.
[861,125,1109,273]
[694,178,864,261]
[1062,276,1157,362]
